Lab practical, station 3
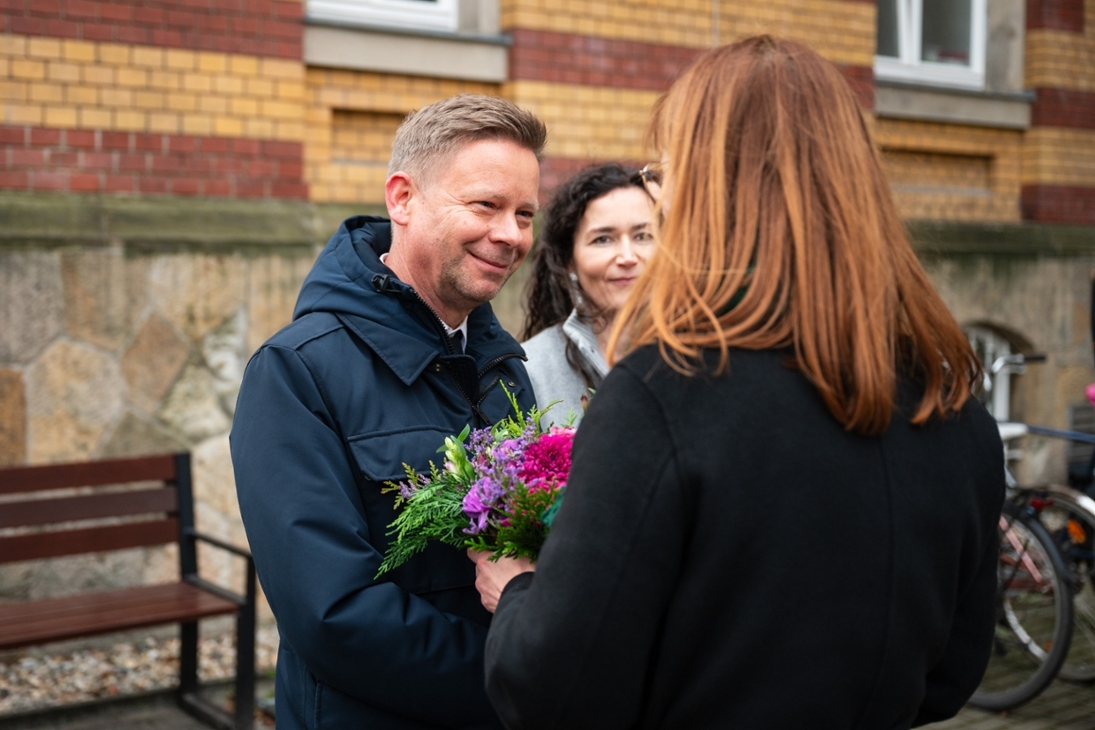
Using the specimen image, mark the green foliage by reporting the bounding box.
[376,461,469,576]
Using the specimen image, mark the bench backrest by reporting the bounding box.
[0,453,194,567]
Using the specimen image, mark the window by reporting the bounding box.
[876,0,987,89]
[308,0,458,33]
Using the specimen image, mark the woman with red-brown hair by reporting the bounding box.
[473,36,1004,728]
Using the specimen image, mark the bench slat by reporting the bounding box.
[0,487,179,529]
[0,583,239,651]
[0,454,177,495]
[0,518,179,564]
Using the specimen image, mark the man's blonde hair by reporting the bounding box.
[388,94,547,183]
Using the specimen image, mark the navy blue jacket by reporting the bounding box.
[231,216,533,730]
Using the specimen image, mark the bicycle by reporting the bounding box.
[968,352,1095,710]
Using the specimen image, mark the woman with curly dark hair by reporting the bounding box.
[521,162,654,425]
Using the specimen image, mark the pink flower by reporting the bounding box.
[518,432,573,491]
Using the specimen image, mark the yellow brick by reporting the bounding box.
[230,97,259,116]
[260,58,302,80]
[245,117,275,138]
[44,106,78,127]
[199,95,228,114]
[276,81,304,100]
[115,109,145,130]
[47,62,81,83]
[83,65,114,85]
[11,59,46,80]
[182,73,213,93]
[148,112,179,133]
[166,91,198,112]
[132,46,164,69]
[262,99,301,120]
[98,44,129,65]
[79,107,112,128]
[62,40,97,63]
[101,87,133,107]
[214,116,244,136]
[29,82,63,103]
[8,104,43,124]
[213,75,243,95]
[134,90,165,109]
[165,48,196,71]
[276,121,304,140]
[182,114,213,135]
[27,37,63,60]
[229,55,259,77]
[0,80,26,101]
[0,35,26,56]
[247,77,274,97]
[149,70,181,90]
[197,52,227,74]
[65,85,98,105]
[116,68,148,87]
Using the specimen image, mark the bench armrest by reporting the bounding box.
[181,528,256,608]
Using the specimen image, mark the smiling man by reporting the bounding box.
[230,95,545,730]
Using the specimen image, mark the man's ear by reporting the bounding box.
[385,172,415,226]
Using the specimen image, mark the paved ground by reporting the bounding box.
[0,676,1090,728]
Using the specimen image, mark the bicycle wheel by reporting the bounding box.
[968,505,1073,711]
[1037,486,1095,682]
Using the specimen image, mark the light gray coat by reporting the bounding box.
[522,310,608,427]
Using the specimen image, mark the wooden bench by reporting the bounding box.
[0,453,256,730]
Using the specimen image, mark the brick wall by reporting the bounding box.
[1023,0,1095,223]
[0,0,302,58]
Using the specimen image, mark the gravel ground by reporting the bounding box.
[0,626,278,716]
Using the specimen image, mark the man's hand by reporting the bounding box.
[469,550,535,613]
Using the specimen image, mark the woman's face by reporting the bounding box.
[570,185,655,321]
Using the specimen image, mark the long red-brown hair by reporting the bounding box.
[610,36,981,436]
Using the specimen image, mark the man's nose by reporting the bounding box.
[489,213,525,246]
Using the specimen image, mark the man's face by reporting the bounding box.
[394,138,539,326]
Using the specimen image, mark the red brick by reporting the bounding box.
[134,133,162,152]
[69,172,100,191]
[260,140,300,159]
[247,0,273,15]
[151,154,181,173]
[50,151,79,167]
[132,6,164,24]
[81,151,114,170]
[214,156,244,174]
[11,16,48,35]
[0,0,25,12]
[139,176,168,194]
[169,135,197,153]
[1032,87,1095,130]
[199,136,228,153]
[45,18,81,37]
[183,155,214,173]
[275,1,302,19]
[247,159,274,176]
[1027,0,1084,31]
[102,131,130,150]
[118,152,147,171]
[232,139,260,155]
[32,170,67,191]
[0,127,27,145]
[115,24,149,44]
[165,9,195,27]
[204,178,231,196]
[29,127,61,146]
[10,149,45,167]
[271,180,307,199]
[104,174,135,192]
[1022,184,1095,224]
[31,0,60,14]
[277,161,302,179]
[235,179,266,197]
[170,177,201,195]
[151,28,182,45]
[0,170,29,189]
[231,16,260,35]
[65,0,100,20]
[65,129,97,149]
[83,22,115,41]
[276,40,299,58]
[98,3,133,21]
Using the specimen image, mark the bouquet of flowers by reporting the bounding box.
[375,393,574,577]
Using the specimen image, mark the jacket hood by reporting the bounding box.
[293,216,525,383]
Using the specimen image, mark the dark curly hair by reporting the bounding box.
[521,162,646,341]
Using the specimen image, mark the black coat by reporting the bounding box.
[485,347,1004,729]
[231,217,533,730]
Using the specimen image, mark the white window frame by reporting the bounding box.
[308,0,458,33]
[875,0,987,90]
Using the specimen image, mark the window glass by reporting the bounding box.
[921,0,972,66]
[877,0,899,58]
